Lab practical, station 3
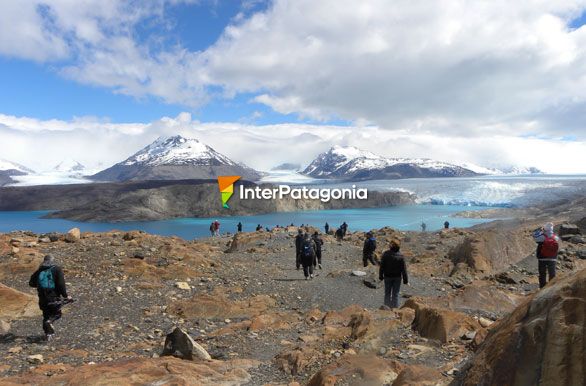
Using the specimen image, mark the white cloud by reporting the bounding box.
[1,113,585,174]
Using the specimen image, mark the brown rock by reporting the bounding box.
[168,293,275,319]
[307,354,402,386]
[392,364,444,385]
[275,346,319,376]
[161,327,211,361]
[0,357,258,385]
[64,227,81,242]
[460,268,586,386]
[403,299,480,343]
[0,283,40,320]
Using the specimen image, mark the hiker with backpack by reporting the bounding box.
[533,222,560,288]
[312,231,324,269]
[237,222,243,232]
[209,222,215,237]
[341,222,348,237]
[29,255,71,340]
[363,231,378,267]
[213,220,220,236]
[379,240,409,308]
[335,227,344,241]
[301,233,317,279]
[295,228,304,270]
[324,222,330,234]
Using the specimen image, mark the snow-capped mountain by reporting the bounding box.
[91,135,262,182]
[303,146,478,180]
[0,159,35,186]
[455,162,543,176]
[53,159,86,174]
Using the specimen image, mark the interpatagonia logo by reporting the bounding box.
[217,176,241,208]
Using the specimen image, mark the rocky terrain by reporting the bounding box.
[0,180,414,222]
[1,196,585,385]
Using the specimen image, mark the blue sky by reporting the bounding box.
[0,0,585,173]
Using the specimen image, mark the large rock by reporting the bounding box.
[0,283,40,320]
[161,327,212,361]
[64,227,81,242]
[392,364,445,385]
[558,223,581,239]
[168,293,275,319]
[403,299,481,343]
[0,357,257,385]
[459,268,586,386]
[307,354,402,386]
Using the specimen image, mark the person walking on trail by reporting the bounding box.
[312,231,324,269]
[533,222,560,288]
[212,220,221,236]
[379,240,409,309]
[29,255,71,340]
[341,222,348,237]
[335,227,344,241]
[420,222,427,232]
[237,222,243,232]
[324,222,330,234]
[444,221,450,229]
[256,224,263,231]
[301,233,317,279]
[209,222,215,237]
[295,229,304,270]
[363,231,378,267]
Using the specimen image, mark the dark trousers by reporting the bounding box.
[303,263,314,277]
[538,260,556,288]
[41,304,62,334]
[384,277,402,308]
[314,250,322,266]
[363,253,378,267]
[296,252,301,269]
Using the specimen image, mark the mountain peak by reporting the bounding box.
[121,135,236,167]
[0,158,34,174]
[54,159,86,173]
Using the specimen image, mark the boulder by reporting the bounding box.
[65,228,81,242]
[459,268,586,386]
[0,283,40,320]
[558,223,581,238]
[307,354,402,386]
[403,299,481,343]
[161,327,211,361]
[392,364,444,386]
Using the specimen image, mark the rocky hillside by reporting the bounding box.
[0,180,415,222]
[90,136,262,182]
[1,207,585,385]
[303,146,478,181]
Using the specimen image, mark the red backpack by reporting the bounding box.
[540,234,559,258]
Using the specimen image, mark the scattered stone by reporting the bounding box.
[133,252,145,260]
[175,282,191,290]
[478,317,493,328]
[351,270,367,277]
[8,346,22,354]
[115,286,123,293]
[161,327,211,361]
[27,355,44,364]
[1,320,11,334]
[461,331,477,340]
[569,235,586,244]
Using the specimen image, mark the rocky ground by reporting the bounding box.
[1,197,585,385]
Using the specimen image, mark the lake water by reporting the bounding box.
[0,205,490,240]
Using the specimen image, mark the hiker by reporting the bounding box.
[335,227,344,241]
[421,222,426,232]
[209,222,215,237]
[533,222,560,288]
[341,222,348,237]
[237,222,243,232]
[363,231,378,267]
[213,220,220,236]
[294,229,304,270]
[29,255,71,340]
[312,231,324,269]
[444,221,450,229]
[324,222,330,234]
[256,224,262,231]
[379,240,409,308]
[301,233,317,279]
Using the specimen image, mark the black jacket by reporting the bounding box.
[295,233,305,254]
[379,251,408,284]
[29,264,68,306]
[312,235,323,252]
[363,237,376,256]
[300,239,317,264]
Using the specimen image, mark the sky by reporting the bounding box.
[1,0,586,174]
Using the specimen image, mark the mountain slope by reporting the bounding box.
[303,146,478,180]
[54,159,86,174]
[0,159,34,186]
[90,136,262,182]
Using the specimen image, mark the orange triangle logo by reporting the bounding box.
[217,176,241,192]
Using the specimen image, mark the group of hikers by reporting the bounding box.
[28,220,561,340]
[208,220,221,237]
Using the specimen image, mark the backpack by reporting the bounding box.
[302,241,314,258]
[38,268,55,289]
[540,235,559,258]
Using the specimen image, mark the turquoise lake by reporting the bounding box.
[0,205,491,240]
